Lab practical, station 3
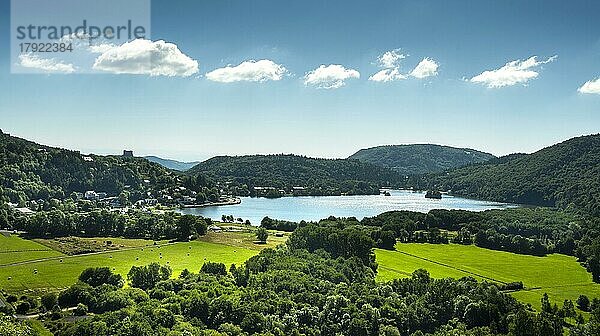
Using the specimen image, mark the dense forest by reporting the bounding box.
[349,144,495,175]
[188,154,404,196]
[2,219,599,336]
[0,131,221,208]
[411,134,600,217]
[0,131,178,204]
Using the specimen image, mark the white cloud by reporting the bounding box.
[470,55,557,88]
[369,49,438,82]
[59,32,115,54]
[206,59,287,83]
[18,53,75,73]
[93,39,199,77]
[304,64,360,89]
[578,78,600,95]
[369,49,407,82]
[410,57,439,79]
[376,49,406,68]
[88,43,117,54]
[369,68,406,82]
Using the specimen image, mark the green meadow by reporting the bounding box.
[4,233,600,314]
[0,234,64,266]
[376,243,600,311]
[0,236,258,294]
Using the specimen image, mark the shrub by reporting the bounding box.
[15,301,30,315]
[74,303,88,316]
[200,262,227,276]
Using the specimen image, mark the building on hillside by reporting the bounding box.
[208,225,222,232]
[15,207,35,215]
[292,186,308,196]
[84,191,98,200]
[123,150,134,157]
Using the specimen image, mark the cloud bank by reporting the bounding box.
[304,64,360,89]
[206,60,287,83]
[93,39,199,77]
[470,55,557,88]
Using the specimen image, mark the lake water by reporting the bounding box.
[178,190,515,225]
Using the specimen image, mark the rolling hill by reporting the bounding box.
[348,144,495,175]
[188,154,404,196]
[0,131,180,204]
[144,156,199,171]
[418,134,600,216]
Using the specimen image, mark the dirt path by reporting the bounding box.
[15,306,77,320]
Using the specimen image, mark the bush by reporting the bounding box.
[5,295,17,303]
[501,281,524,291]
[256,227,268,242]
[79,267,124,288]
[41,292,58,311]
[200,262,227,276]
[15,301,30,315]
[128,263,172,291]
[74,303,88,316]
[577,295,590,311]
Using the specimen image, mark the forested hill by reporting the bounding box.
[348,144,495,175]
[0,131,179,204]
[144,155,199,171]
[418,134,600,216]
[188,154,403,196]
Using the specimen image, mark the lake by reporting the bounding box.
[178,190,515,225]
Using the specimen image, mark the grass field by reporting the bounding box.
[0,236,259,294]
[376,243,600,311]
[198,230,289,250]
[33,237,169,255]
[0,234,64,266]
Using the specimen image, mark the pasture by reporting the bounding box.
[376,243,600,311]
[0,236,258,294]
[0,234,64,266]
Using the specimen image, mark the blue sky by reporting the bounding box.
[1,0,599,161]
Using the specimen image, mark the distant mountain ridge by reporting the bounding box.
[417,134,600,216]
[348,144,495,175]
[145,156,199,171]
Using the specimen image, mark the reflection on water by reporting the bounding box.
[178,190,515,225]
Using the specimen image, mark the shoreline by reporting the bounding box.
[180,197,242,208]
